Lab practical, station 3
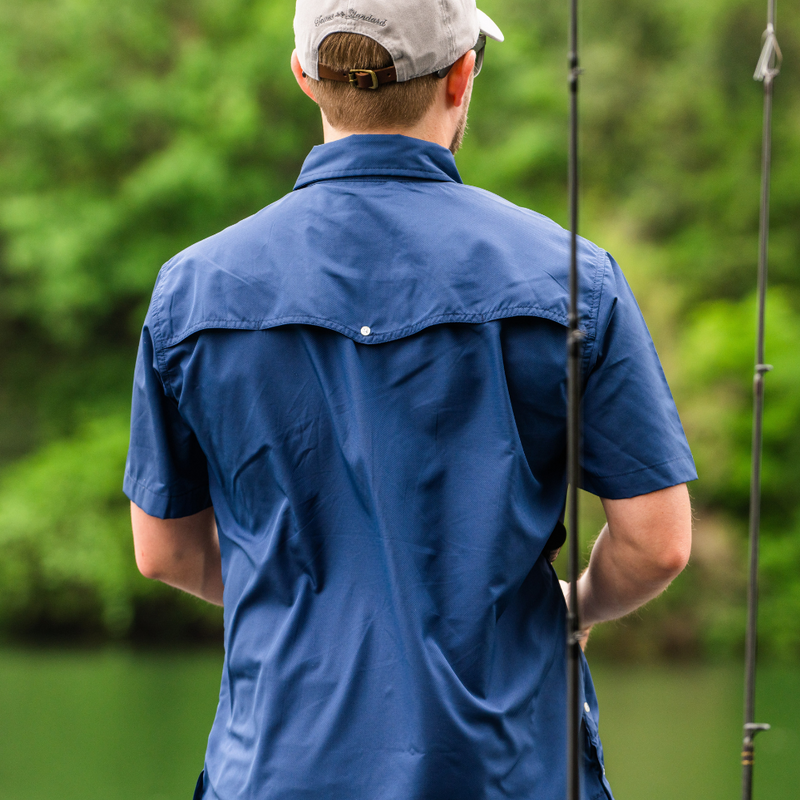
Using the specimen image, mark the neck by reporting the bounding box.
[321,109,456,152]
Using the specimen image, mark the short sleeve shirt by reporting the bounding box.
[125,135,696,800]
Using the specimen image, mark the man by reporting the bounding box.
[125,1,696,798]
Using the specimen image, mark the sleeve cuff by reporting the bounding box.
[123,471,213,519]
[582,455,698,500]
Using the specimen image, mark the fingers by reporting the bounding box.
[559,578,591,651]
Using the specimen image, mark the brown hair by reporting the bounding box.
[309,33,441,131]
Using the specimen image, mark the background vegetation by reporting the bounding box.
[0,0,798,658]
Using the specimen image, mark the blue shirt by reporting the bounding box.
[125,135,696,800]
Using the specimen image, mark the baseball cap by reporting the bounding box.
[294,0,504,83]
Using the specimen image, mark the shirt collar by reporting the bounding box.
[293,134,463,190]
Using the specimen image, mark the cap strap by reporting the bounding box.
[317,64,398,90]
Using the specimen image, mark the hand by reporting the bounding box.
[559,579,591,651]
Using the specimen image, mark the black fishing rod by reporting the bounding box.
[741,2,781,798]
[566,0,582,796]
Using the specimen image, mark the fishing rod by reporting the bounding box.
[741,2,781,798]
[566,0,583,796]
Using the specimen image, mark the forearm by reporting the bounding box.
[577,524,681,628]
[155,527,224,606]
[131,503,225,606]
[576,484,692,630]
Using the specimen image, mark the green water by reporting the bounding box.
[595,663,800,799]
[0,648,797,799]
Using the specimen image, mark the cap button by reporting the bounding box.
[360,326,371,336]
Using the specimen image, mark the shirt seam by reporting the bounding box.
[582,248,607,377]
[158,306,576,349]
[148,271,177,401]
[294,167,458,189]
[589,454,693,481]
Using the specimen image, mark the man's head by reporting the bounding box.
[291,0,502,153]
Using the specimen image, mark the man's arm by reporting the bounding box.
[563,483,692,640]
[130,502,224,606]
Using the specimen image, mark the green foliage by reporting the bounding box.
[0,0,319,344]
[679,292,800,521]
[0,415,135,636]
[0,415,221,640]
[0,0,799,655]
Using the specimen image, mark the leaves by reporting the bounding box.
[0,0,799,653]
[0,415,222,639]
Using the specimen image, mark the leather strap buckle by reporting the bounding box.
[318,63,397,89]
[348,69,379,90]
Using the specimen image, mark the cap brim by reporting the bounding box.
[477,8,504,43]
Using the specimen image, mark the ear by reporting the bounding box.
[291,49,317,102]
[445,49,476,108]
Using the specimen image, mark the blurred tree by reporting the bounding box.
[0,414,222,640]
[0,0,798,653]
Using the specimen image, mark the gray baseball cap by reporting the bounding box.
[294,0,504,83]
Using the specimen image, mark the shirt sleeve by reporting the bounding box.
[580,253,697,499]
[123,307,212,519]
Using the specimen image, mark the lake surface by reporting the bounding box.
[0,647,797,799]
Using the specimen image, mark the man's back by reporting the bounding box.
[126,135,694,799]
[174,322,570,798]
